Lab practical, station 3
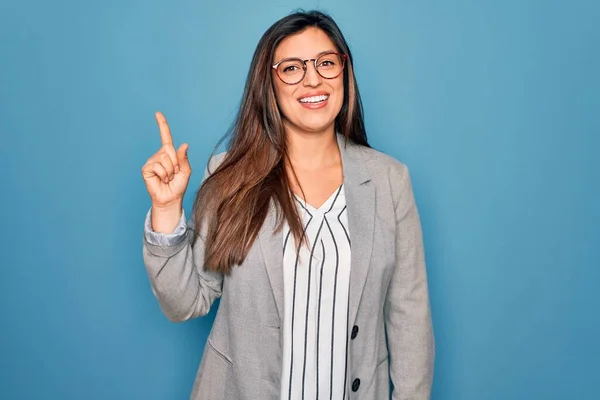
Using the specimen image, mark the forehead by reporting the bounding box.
[274,27,337,60]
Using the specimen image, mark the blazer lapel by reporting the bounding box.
[258,134,375,326]
[337,134,375,327]
[258,199,285,323]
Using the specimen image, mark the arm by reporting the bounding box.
[142,155,225,322]
[384,163,435,399]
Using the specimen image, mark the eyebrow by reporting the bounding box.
[275,49,338,62]
[313,49,337,58]
[281,49,338,60]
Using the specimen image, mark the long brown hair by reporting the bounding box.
[191,10,369,274]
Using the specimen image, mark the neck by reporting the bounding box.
[284,123,340,171]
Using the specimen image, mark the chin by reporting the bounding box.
[294,113,339,133]
[297,119,336,134]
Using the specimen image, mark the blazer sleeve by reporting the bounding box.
[384,163,435,399]
[141,153,225,323]
[144,207,187,247]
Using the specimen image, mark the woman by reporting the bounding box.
[141,10,434,400]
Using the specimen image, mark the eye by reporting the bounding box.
[317,54,340,69]
[283,65,300,73]
[278,59,304,75]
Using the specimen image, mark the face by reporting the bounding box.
[272,27,344,136]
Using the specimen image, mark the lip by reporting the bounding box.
[299,98,328,109]
[297,91,330,102]
[297,91,330,110]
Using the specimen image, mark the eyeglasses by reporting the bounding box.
[272,52,347,85]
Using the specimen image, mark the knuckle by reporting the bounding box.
[142,162,153,172]
[160,156,172,167]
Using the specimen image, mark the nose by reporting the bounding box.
[303,61,322,87]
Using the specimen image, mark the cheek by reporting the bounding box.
[273,83,295,113]
[332,81,345,110]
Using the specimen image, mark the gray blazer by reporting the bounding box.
[142,134,435,400]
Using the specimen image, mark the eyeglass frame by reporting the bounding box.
[271,52,348,85]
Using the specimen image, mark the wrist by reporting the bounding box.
[152,199,183,215]
[151,201,183,234]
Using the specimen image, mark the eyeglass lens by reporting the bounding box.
[276,53,344,84]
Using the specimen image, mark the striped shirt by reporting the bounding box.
[280,184,352,400]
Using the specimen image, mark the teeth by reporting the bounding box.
[299,95,329,103]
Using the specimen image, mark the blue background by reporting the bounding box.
[1,0,598,399]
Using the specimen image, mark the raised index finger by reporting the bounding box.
[155,111,173,146]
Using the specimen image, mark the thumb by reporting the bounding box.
[176,143,191,174]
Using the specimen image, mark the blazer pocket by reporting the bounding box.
[190,339,233,400]
[367,356,390,398]
[208,339,233,367]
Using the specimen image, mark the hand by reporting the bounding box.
[141,112,192,209]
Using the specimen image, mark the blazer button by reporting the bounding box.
[351,325,359,340]
[352,378,361,392]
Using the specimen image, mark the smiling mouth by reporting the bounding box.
[298,94,330,104]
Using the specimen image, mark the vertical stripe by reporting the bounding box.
[287,214,313,400]
[316,239,326,400]
[328,185,344,213]
[340,206,351,400]
[283,229,292,255]
[342,296,349,400]
[302,218,327,399]
[337,205,350,245]
[324,216,340,400]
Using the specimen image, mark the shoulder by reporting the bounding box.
[208,151,228,169]
[353,143,414,206]
[358,145,409,179]
[204,151,228,176]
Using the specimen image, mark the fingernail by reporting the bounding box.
[175,165,180,173]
